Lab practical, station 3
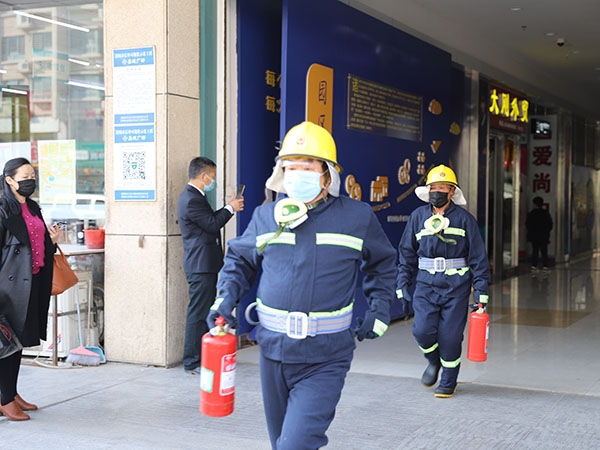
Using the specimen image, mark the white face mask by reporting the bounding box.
[282,170,323,203]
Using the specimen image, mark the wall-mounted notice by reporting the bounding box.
[112,46,156,201]
[347,74,422,142]
[37,139,76,203]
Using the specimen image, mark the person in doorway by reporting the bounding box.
[0,157,61,421]
[207,121,397,449]
[525,196,553,271]
[177,156,244,374]
[396,164,490,398]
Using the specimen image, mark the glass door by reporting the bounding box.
[489,133,520,280]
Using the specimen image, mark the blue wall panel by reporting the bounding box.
[281,0,458,321]
[282,0,454,247]
[237,0,462,328]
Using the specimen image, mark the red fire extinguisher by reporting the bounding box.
[467,303,489,362]
[200,316,236,417]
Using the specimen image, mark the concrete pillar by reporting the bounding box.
[103,0,199,366]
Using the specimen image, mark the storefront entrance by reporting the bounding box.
[488,133,521,280]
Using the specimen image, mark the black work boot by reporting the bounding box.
[434,366,459,398]
[421,350,441,387]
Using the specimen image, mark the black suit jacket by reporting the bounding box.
[177,184,233,274]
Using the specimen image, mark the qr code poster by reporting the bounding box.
[114,148,156,201]
[122,151,146,181]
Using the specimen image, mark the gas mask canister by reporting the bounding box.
[257,198,308,253]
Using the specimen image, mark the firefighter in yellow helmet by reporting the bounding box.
[396,164,490,398]
[208,121,397,448]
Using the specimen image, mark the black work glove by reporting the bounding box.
[470,302,487,313]
[354,300,391,342]
[206,297,237,329]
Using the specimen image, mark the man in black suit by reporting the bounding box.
[178,157,244,374]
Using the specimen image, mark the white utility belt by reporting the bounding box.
[418,257,467,272]
[256,302,353,340]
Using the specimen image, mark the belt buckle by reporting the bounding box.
[433,257,446,272]
[286,311,308,339]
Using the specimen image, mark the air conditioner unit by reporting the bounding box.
[16,14,33,28]
[91,8,103,23]
[17,61,30,73]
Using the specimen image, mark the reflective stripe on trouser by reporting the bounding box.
[260,353,352,450]
[411,289,469,387]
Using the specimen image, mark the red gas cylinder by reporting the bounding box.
[467,304,490,362]
[200,316,237,417]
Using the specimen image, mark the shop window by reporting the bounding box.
[0,3,105,231]
[1,35,25,60]
[32,31,52,54]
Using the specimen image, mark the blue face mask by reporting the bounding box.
[283,170,323,203]
[204,175,216,192]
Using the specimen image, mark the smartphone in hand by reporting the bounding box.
[236,184,246,198]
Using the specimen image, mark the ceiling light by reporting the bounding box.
[2,87,28,95]
[66,80,105,91]
[14,11,89,33]
[510,7,522,12]
[545,32,556,37]
[68,58,90,66]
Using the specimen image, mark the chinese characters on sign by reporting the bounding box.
[489,83,529,134]
[528,115,557,254]
[112,46,157,201]
[265,69,281,113]
[347,74,422,142]
[532,145,553,193]
[306,63,334,133]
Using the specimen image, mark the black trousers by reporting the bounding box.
[531,241,549,267]
[0,350,22,405]
[183,272,218,370]
[0,271,42,405]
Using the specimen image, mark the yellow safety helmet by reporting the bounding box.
[277,121,342,172]
[426,164,459,186]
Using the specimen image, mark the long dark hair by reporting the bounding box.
[0,157,31,215]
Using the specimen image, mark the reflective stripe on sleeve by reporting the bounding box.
[373,318,388,336]
[210,297,224,311]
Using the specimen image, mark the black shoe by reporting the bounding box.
[421,363,441,387]
[185,367,201,375]
[434,385,457,398]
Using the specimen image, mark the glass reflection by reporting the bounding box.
[0,3,104,230]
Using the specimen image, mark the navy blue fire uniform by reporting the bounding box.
[215,195,396,449]
[397,202,490,390]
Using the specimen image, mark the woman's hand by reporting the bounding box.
[48,223,61,244]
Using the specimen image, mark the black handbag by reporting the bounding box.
[0,314,22,359]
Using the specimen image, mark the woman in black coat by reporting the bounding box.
[0,157,60,421]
